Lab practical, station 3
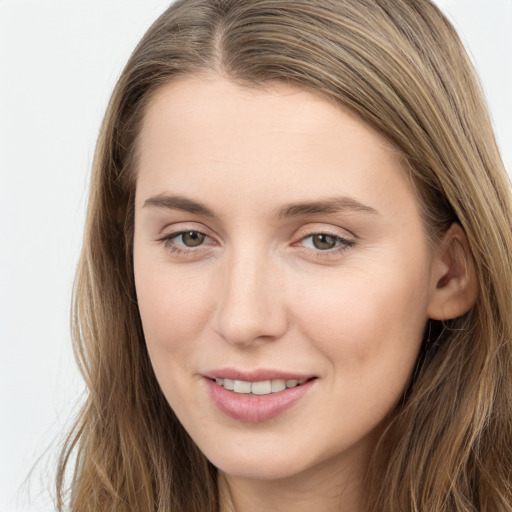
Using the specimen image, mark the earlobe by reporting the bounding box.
[427,223,479,321]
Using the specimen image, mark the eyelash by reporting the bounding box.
[158,229,355,257]
[296,232,355,256]
[158,230,215,255]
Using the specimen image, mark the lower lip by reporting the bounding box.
[205,378,316,423]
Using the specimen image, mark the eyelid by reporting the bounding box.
[156,223,220,254]
[295,233,354,251]
[292,224,357,243]
[162,230,211,245]
[157,222,216,239]
[290,225,357,258]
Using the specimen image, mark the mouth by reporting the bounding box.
[210,377,315,396]
[204,371,318,422]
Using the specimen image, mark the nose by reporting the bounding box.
[213,247,288,348]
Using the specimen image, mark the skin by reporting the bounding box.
[133,74,469,512]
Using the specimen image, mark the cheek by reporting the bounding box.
[134,257,215,373]
[291,262,430,380]
[290,268,431,442]
[134,264,216,422]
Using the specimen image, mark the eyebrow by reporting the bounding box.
[276,197,379,218]
[143,195,215,217]
[142,194,379,218]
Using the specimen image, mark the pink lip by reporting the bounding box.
[204,368,315,382]
[203,369,317,423]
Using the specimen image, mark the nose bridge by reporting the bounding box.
[214,243,287,347]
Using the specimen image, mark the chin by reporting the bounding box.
[215,456,308,481]
[197,438,310,481]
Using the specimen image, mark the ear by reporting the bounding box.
[427,223,478,321]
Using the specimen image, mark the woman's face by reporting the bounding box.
[133,75,439,482]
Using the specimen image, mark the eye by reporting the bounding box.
[303,233,340,250]
[295,231,355,255]
[175,230,207,247]
[158,229,215,254]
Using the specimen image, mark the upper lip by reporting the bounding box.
[203,368,317,382]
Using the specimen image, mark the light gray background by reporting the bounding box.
[0,1,510,511]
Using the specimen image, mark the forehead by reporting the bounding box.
[138,75,356,162]
[135,74,418,222]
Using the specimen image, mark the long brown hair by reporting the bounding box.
[57,1,512,510]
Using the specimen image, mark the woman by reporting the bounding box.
[56,1,512,511]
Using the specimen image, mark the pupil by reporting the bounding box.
[313,234,335,250]
[183,231,205,247]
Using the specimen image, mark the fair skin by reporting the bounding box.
[133,74,476,512]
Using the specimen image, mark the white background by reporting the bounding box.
[0,1,510,511]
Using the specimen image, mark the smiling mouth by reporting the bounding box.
[206,375,318,422]
[212,377,315,396]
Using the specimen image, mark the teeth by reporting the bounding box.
[214,378,309,395]
[251,380,272,395]
[233,380,252,393]
[271,379,286,392]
